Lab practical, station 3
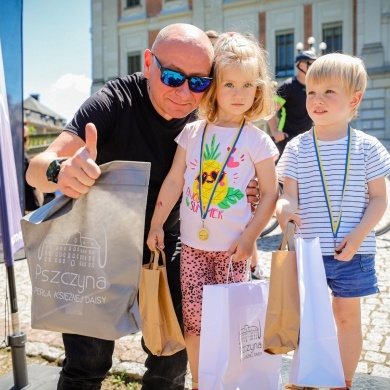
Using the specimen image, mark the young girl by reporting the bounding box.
[276,53,390,390]
[147,31,279,389]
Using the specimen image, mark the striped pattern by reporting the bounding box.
[277,129,390,255]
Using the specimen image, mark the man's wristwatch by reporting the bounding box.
[46,158,68,183]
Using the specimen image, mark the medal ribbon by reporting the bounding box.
[199,118,246,223]
[313,125,352,242]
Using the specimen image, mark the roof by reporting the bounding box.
[23,96,66,121]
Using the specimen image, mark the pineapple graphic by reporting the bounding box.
[193,134,228,208]
[192,134,244,211]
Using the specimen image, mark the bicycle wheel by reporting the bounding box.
[375,174,390,236]
[259,182,283,237]
[260,215,279,237]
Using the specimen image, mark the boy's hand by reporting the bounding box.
[146,226,165,252]
[334,230,365,261]
[277,211,301,232]
[275,177,299,231]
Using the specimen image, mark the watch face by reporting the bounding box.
[46,158,67,183]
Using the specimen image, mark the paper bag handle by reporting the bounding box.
[148,248,167,270]
[280,221,296,251]
[226,256,250,284]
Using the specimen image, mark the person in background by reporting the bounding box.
[23,122,44,213]
[147,31,279,390]
[268,50,317,156]
[26,23,259,390]
[276,53,390,390]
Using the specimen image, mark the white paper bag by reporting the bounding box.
[199,280,282,390]
[289,236,345,387]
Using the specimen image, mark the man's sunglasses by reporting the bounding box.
[152,54,212,93]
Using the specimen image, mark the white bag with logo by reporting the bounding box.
[199,280,282,390]
[289,236,345,387]
[21,161,150,341]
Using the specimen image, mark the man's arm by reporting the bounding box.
[26,123,101,199]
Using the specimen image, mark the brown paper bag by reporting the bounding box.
[139,249,186,356]
[264,221,300,354]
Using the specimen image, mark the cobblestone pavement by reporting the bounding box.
[0,226,389,388]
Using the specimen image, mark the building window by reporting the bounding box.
[126,0,140,7]
[275,31,294,78]
[163,0,187,10]
[322,23,342,53]
[127,53,141,75]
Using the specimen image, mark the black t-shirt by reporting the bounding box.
[66,73,191,237]
[24,153,40,212]
[276,76,313,138]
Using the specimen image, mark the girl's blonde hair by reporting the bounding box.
[197,31,275,123]
[306,53,367,119]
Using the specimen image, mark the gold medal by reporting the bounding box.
[198,227,209,241]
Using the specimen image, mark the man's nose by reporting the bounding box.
[175,80,192,97]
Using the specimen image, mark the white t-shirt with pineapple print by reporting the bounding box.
[176,119,279,251]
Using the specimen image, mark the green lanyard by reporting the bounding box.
[313,125,352,247]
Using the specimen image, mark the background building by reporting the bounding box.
[23,94,66,157]
[91,0,390,146]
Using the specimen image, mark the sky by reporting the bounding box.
[23,0,92,123]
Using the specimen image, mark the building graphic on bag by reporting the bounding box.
[239,321,263,361]
[38,231,107,268]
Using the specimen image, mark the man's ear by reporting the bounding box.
[143,49,153,77]
[350,90,363,109]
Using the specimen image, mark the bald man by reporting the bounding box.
[27,23,212,390]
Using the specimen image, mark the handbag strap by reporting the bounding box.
[280,221,296,251]
[149,248,167,270]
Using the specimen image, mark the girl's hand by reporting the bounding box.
[334,229,365,261]
[146,226,165,252]
[226,235,254,262]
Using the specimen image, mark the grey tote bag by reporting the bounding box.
[21,161,150,340]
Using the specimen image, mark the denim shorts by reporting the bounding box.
[323,254,379,298]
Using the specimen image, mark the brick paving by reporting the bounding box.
[0,225,389,388]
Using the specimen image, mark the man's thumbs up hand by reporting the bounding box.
[84,122,98,162]
[56,122,101,198]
